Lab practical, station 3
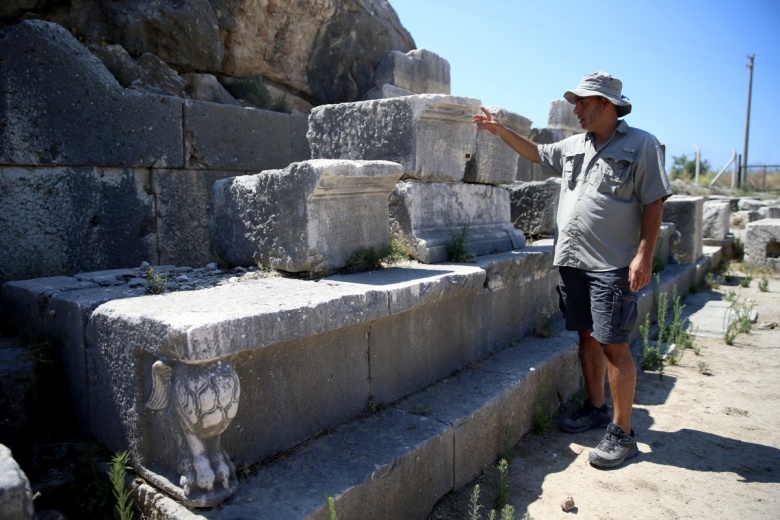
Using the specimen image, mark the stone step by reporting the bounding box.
[132,329,581,520]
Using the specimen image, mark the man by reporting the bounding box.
[473,72,671,468]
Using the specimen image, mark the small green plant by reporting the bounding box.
[655,288,669,345]
[145,267,167,294]
[109,451,135,520]
[724,297,756,344]
[703,272,720,290]
[501,504,516,520]
[325,495,338,520]
[739,275,752,288]
[382,235,414,265]
[697,361,712,375]
[759,276,769,292]
[447,224,474,262]
[725,289,738,302]
[693,343,701,356]
[531,370,555,435]
[532,303,556,338]
[732,237,745,261]
[344,246,385,273]
[469,484,482,520]
[641,342,663,370]
[501,423,513,462]
[492,458,510,512]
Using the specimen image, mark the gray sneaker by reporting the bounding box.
[560,399,610,433]
[588,423,639,468]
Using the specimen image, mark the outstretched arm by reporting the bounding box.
[629,198,665,292]
[473,106,541,163]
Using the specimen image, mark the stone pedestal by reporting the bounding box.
[663,196,704,264]
[702,199,731,239]
[389,181,526,263]
[308,94,481,182]
[653,222,676,270]
[210,160,404,273]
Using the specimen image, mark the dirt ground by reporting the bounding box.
[428,266,780,520]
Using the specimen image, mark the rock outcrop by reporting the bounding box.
[1,0,416,110]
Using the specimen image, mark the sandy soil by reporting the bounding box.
[428,267,780,520]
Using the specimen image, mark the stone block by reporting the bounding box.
[504,178,561,236]
[374,48,451,95]
[153,169,237,267]
[702,200,731,239]
[662,196,704,264]
[0,341,36,466]
[0,20,183,168]
[547,99,581,134]
[653,222,676,270]
[210,160,404,273]
[517,127,570,182]
[183,101,307,171]
[0,444,33,520]
[389,181,526,264]
[703,233,734,260]
[308,94,481,182]
[0,167,156,284]
[466,106,532,185]
[363,83,415,100]
[744,219,780,270]
[738,198,765,211]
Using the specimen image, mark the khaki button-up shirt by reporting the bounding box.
[538,120,672,271]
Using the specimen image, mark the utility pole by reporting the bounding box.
[741,54,755,187]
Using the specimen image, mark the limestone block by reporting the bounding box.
[374,48,451,95]
[210,160,404,273]
[738,198,765,211]
[0,20,183,168]
[517,127,570,182]
[0,444,33,520]
[182,73,240,105]
[154,169,236,267]
[308,94,481,182]
[745,219,780,270]
[363,83,415,100]
[653,222,676,270]
[467,106,532,185]
[662,196,704,264]
[768,206,780,219]
[547,99,581,133]
[702,200,731,239]
[184,101,309,171]
[389,181,526,264]
[0,167,156,284]
[504,178,561,237]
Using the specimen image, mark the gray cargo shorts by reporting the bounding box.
[556,266,637,345]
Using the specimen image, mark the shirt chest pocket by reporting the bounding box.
[563,152,585,189]
[596,152,635,200]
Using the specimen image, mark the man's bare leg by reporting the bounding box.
[578,329,607,407]
[602,342,636,434]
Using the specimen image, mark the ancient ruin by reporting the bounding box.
[1,3,779,520]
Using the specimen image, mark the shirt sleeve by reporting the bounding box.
[633,134,673,205]
[537,142,564,177]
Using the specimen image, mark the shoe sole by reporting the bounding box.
[587,446,639,468]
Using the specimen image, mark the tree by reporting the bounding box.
[670,154,711,181]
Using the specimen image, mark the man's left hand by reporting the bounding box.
[629,254,653,292]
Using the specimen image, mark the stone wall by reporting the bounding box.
[0,20,310,284]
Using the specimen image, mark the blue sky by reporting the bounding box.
[389,0,780,173]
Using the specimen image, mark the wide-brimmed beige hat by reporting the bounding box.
[563,72,632,117]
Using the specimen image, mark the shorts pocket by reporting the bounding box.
[611,285,637,335]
